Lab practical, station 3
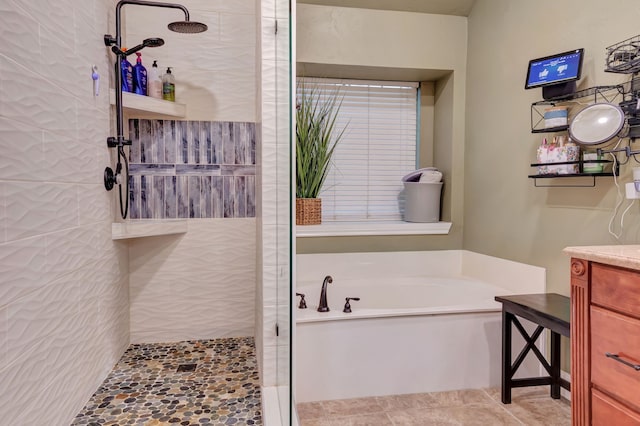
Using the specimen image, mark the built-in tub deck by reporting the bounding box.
[297,275,511,322]
[295,250,546,403]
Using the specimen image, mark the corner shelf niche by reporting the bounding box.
[109,89,186,118]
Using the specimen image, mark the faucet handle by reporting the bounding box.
[296,293,307,309]
[343,297,360,313]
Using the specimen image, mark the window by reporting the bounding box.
[298,78,418,221]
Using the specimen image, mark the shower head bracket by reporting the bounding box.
[104,34,117,46]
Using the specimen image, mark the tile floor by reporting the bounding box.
[72,337,262,425]
[297,386,571,426]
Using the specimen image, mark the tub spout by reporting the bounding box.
[318,275,333,312]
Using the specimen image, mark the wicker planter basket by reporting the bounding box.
[296,198,322,225]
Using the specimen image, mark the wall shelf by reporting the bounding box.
[112,220,188,240]
[528,159,619,187]
[531,125,569,134]
[528,173,618,187]
[530,85,625,133]
[109,89,186,118]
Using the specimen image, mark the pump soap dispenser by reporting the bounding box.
[162,67,175,102]
[148,60,162,99]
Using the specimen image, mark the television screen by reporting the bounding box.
[525,49,584,89]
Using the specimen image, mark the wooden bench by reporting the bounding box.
[494,293,571,404]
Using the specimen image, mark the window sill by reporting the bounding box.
[296,221,452,237]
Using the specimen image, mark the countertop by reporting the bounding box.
[563,245,640,270]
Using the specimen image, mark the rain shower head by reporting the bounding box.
[168,20,208,33]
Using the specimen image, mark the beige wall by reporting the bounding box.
[466,0,640,370]
[0,0,130,424]
[465,0,640,296]
[296,4,468,253]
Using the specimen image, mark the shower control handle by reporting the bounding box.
[296,293,307,309]
[343,297,360,313]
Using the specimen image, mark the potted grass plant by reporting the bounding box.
[296,82,347,225]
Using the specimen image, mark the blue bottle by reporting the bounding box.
[133,52,148,96]
[121,49,133,93]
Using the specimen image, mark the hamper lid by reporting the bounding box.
[401,167,439,183]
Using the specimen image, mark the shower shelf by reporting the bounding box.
[111,219,188,240]
[109,90,186,118]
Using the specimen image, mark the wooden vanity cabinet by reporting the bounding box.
[571,258,640,425]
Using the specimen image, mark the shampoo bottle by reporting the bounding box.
[148,60,163,99]
[162,67,175,102]
[132,52,147,96]
[120,49,133,93]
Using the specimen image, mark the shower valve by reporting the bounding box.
[107,136,131,148]
[104,167,116,191]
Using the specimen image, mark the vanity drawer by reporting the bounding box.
[591,305,640,410]
[592,263,640,319]
[592,389,640,426]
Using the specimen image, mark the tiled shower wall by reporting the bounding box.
[0,0,130,425]
[128,119,256,219]
[125,1,259,346]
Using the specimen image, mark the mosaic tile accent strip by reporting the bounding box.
[72,337,262,426]
[128,120,256,219]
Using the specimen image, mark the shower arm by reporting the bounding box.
[107,0,190,146]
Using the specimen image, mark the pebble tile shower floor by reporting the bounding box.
[72,337,262,425]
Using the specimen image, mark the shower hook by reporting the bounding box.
[91,65,100,96]
[103,0,208,219]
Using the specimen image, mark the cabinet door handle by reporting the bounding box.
[605,352,640,371]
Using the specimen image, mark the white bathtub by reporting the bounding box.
[295,250,546,402]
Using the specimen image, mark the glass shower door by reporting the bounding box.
[258,0,293,423]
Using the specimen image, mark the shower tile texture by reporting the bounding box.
[128,220,256,344]
[128,119,256,220]
[72,337,262,425]
[0,1,129,425]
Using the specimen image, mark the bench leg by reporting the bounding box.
[501,310,513,404]
[550,331,561,399]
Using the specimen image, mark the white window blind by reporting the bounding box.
[298,78,418,221]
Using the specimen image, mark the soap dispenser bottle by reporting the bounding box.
[162,67,175,102]
[132,52,147,96]
[148,60,162,99]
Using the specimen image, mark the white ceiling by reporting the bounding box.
[297,0,476,16]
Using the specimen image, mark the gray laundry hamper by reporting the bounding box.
[401,168,443,223]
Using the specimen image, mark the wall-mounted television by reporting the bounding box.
[525,48,584,98]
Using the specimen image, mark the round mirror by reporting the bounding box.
[569,103,625,145]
